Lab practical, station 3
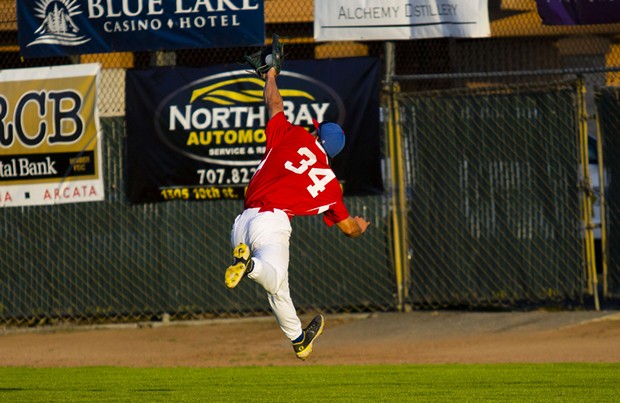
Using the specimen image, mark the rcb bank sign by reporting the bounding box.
[0,64,104,207]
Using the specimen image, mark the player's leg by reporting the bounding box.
[265,274,303,341]
[245,210,303,340]
[225,210,256,288]
[227,208,289,291]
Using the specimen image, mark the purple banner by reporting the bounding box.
[536,0,620,25]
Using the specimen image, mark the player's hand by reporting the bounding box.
[263,67,278,80]
[336,215,370,238]
[353,216,370,235]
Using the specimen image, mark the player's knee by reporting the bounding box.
[263,279,283,295]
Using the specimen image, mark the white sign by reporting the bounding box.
[0,64,104,207]
[314,0,490,41]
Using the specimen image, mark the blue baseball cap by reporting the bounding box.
[312,118,345,158]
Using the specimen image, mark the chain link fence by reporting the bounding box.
[0,116,395,325]
[1,1,620,325]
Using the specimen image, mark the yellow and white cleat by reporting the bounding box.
[224,243,253,289]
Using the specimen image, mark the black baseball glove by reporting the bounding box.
[243,33,284,80]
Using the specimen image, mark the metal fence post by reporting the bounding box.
[578,78,600,310]
[384,41,410,311]
[594,111,609,298]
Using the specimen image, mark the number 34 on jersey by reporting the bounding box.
[283,147,335,198]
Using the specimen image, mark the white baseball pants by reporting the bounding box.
[230,207,302,341]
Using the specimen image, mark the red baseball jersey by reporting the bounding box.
[244,112,350,226]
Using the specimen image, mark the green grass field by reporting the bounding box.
[0,364,618,402]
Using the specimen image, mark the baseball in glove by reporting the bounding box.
[243,33,284,80]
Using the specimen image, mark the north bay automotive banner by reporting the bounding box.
[17,0,264,58]
[125,58,382,203]
[536,0,620,25]
[314,0,489,41]
[0,64,104,207]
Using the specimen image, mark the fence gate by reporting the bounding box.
[394,80,589,308]
[596,87,620,299]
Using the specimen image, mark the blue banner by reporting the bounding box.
[17,0,264,58]
[125,58,383,203]
[536,0,620,25]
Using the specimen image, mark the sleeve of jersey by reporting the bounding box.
[323,198,350,227]
[266,112,290,148]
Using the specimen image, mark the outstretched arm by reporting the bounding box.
[336,216,370,239]
[264,68,284,119]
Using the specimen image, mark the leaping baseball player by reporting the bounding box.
[224,35,371,360]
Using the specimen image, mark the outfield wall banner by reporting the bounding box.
[536,0,620,25]
[17,0,264,58]
[0,64,104,207]
[314,0,490,41]
[125,58,383,204]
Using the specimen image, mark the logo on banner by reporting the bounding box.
[27,0,90,48]
[156,70,345,168]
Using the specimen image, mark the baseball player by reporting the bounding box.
[224,53,370,360]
